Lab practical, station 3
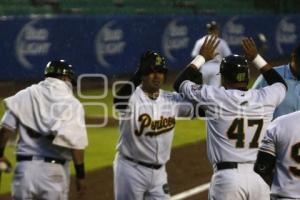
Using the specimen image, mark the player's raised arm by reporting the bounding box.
[113,52,148,110]
[173,36,219,92]
[113,70,141,110]
[242,37,287,89]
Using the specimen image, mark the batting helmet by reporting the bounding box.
[44,60,76,86]
[139,51,168,76]
[220,55,249,84]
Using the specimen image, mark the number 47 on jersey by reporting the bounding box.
[227,118,263,148]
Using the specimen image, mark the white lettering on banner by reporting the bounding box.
[95,21,126,67]
[163,20,189,61]
[276,17,297,55]
[223,16,245,46]
[15,19,51,69]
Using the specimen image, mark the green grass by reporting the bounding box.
[76,89,115,117]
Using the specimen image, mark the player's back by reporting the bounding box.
[200,83,285,165]
[263,111,300,198]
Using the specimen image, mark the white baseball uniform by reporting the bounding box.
[0,77,88,200]
[191,35,231,86]
[259,110,300,199]
[179,80,286,200]
[114,86,193,200]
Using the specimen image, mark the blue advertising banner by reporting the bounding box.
[0,14,299,80]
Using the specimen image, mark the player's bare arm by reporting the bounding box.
[174,35,219,92]
[242,37,287,89]
[0,127,13,173]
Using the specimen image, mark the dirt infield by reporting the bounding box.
[0,141,212,200]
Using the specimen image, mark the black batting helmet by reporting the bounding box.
[220,55,249,84]
[44,60,76,86]
[139,51,168,76]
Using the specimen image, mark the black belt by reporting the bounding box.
[272,195,296,199]
[123,155,162,170]
[216,162,238,170]
[17,155,66,165]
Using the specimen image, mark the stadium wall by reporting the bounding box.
[0,14,299,80]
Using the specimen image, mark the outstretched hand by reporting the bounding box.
[199,35,219,61]
[242,37,258,61]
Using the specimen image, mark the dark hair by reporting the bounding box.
[206,21,219,32]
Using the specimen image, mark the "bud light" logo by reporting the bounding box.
[162,19,189,61]
[223,16,245,46]
[95,21,126,67]
[276,17,297,55]
[15,19,51,69]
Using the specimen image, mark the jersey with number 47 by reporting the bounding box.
[179,81,286,165]
[260,110,300,199]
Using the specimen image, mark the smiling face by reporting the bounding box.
[141,71,165,94]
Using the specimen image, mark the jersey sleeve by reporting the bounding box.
[257,82,286,107]
[179,80,209,104]
[1,110,18,133]
[259,121,279,156]
[171,93,194,118]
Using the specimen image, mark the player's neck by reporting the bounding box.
[141,86,160,100]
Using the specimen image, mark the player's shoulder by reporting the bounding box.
[275,110,300,124]
[268,111,300,137]
[219,38,228,44]
[203,85,226,100]
[196,35,208,43]
[250,82,285,102]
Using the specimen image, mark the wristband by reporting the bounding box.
[75,163,85,179]
[252,54,267,70]
[190,55,205,69]
[0,147,4,157]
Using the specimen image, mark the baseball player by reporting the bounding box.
[252,43,300,119]
[254,110,300,199]
[0,60,88,199]
[113,51,198,200]
[191,21,231,86]
[174,36,287,200]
